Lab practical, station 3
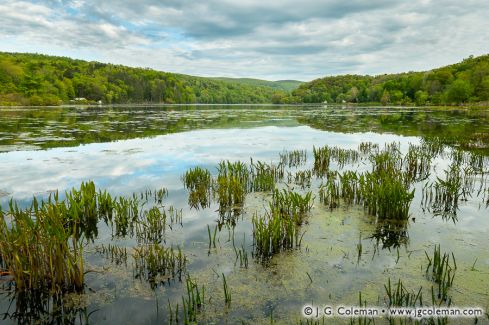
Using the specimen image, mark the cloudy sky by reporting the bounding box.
[0,0,488,81]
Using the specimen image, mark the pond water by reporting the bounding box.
[0,105,488,324]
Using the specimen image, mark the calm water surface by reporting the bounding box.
[0,105,488,324]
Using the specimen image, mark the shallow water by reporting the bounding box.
[0,105,488,324]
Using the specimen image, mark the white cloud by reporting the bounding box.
[0,0,488,80]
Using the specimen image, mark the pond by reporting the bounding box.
[0,105,488,324]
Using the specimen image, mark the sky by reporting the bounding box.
[0,0,488,81]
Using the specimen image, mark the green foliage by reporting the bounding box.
[290,54,489,105]
[0,52,285,106]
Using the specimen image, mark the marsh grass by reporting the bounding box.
[279,149,307,168]
[384,278,423,308]
[0,198,84,293]
[293,170,312,189]
[249,160,284,192]
[270,189,313,225]
[252,211,303,260]
[425,245,456,302]
[222,273,231,305]
[182,167,213,209]
[215,161,249,212]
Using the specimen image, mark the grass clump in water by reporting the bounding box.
[279,149,307,168]
[182,167,213,209]
[425,245,456,302]
[215,161,249,212]
[0,198,84,293]
[270,189,313,225]
[252,211,303,260]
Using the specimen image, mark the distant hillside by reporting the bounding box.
[211,77,302,92]
[288,54,489,105]
[0,52,288,106]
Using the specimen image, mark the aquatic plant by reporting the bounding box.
[182,167,213,209]
[384,278,423,308]
[252,211,303,260]
[135,206,167,243]
[425,245,456,302]
[0,199,84,293]
[249,160,283,192]
[279,149,307,168]
[222,273,231,305]
[215,160,249,212]
[270,189,313,225]
[293,170,312,189]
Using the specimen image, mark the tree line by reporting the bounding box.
[0,52,285,106]
[1,51,489,106]
[283,54,489,105]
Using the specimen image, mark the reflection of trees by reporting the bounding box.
[298,108,489,155]
[369,219,409,250]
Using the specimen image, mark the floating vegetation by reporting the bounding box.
[133,244,187,287]
[425,245,456,302]
[279,149,307,168]
[182,167,213,209]
[252,211,303,260]
[0,199,84,293]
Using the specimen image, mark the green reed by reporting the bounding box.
[404,143,432,182]
[182,167,213,209]
[270,189,313,225]
[249,160,283,192]
[215,160,249,211]
[222,273,231,305]
[133,244,187,287]
[135,206,167,243]
[384,278,423,308]
[252,211,302,260]
[0,199,84,293]
[65,181,98,241]
[425,245,456,302]
[293,170,312,189]
[279,149,307,168]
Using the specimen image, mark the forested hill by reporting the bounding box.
[0,52,291,106]
[288,54,489,105]
[210,78,303,92]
